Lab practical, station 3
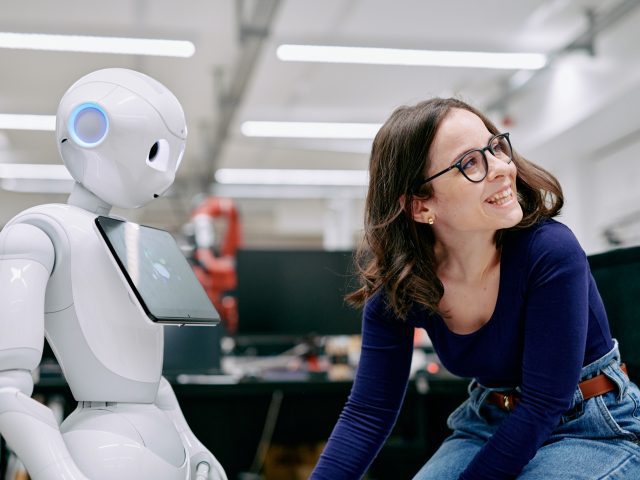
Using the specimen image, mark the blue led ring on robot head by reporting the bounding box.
[68,103,109,148]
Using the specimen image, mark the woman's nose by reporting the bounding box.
[485,153,511,181]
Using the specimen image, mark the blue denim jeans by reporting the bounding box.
[413,341,640,479]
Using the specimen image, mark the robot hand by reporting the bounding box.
[190,451,227,480]
[155,377,228,480]
[195,462,211,480]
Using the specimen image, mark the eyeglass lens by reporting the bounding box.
[459,135,512,182]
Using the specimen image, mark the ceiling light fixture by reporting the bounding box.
[215,168,369,186]
[241,121,381,139]
[0,32,195,57]
[0,163,72,180]
[0,178,74,194]
[0,114,56,131]
[277,44,547,70]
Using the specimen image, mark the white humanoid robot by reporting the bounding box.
[0,69,227,480]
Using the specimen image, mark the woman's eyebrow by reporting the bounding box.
[450,134,495,164]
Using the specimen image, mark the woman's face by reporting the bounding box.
[421,108,523,236]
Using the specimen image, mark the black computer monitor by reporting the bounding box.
[588,245,640,380]
[235,249,362,336]
[162,325,222,376]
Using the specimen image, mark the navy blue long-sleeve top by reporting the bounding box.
[310,219,614,479]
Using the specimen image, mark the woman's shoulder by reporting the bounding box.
[506,218,585,264]
[362,288,426,327]
[364,288,386,312]
[363,288,398,321]
[524,217,576,241]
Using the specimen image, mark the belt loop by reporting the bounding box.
[572,383,584,408]
[472,384,492,415]
[603,362,627,401]
[467,379,478,395]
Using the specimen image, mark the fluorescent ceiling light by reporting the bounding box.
[0,114,56,131]
[215,168,369,186]
[241,121,381,139]
[0,163,72,180]
[212,183,366,200]
[0,32,195,58]
[277,44,547,70]
[1,178,73,194]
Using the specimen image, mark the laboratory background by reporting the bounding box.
[1,0,640,479]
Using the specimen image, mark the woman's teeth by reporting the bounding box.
[487,189,512,205]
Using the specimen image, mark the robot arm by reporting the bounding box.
[155,376,227,480]
[192,197,241,333]
[0,223,88,480]
[192,197,241,261]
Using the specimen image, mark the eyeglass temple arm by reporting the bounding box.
[419,164,459,186]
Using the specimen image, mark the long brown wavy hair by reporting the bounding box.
[347,98,563,319]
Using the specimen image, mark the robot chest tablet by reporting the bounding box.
[94,216,220,326]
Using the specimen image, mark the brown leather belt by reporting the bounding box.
[487,363,628,412]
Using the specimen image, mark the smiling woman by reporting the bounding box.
[310,98,640,480]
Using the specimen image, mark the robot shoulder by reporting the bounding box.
[0,223,55,274]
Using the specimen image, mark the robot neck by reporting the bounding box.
[67,182,112,215]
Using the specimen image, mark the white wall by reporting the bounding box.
[505,5,640,254]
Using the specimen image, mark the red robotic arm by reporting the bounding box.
[191,197,242,334]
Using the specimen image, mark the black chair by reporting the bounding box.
[588,246,640,381]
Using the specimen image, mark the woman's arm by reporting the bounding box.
[310,291,415,479]
[460,222,590,480]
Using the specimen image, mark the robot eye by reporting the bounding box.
[68,103,109,148]
[148,142,159,161]
[146,139,171,172]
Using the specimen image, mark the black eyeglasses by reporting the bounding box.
[414,132,513,189]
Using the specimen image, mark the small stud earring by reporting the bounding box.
[427,217,435,225]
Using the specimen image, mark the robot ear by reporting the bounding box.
[68,103,109,148]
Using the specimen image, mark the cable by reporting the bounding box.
[249,389,284,475]
[0,435,6,480]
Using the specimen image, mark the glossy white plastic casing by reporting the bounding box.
[55,68,187,209]
[61,402,188,480]
[0,224,53,376]
[5,204,163,402]
[0,68,227,479]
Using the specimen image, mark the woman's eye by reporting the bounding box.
[462,155,478,170]
[493,137,512,156]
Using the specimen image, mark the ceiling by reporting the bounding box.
[1,0,639,249]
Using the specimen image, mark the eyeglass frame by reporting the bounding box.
[413,132,513,190]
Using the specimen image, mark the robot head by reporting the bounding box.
[56,68,187,209]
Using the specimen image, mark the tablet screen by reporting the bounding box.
[95,216,220,325]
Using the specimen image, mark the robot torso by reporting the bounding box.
[5,203,163,402]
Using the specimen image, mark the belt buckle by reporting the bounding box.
[502,394,513,411]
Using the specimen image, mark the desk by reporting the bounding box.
[31,375,467,480]
[170,376,468,479]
